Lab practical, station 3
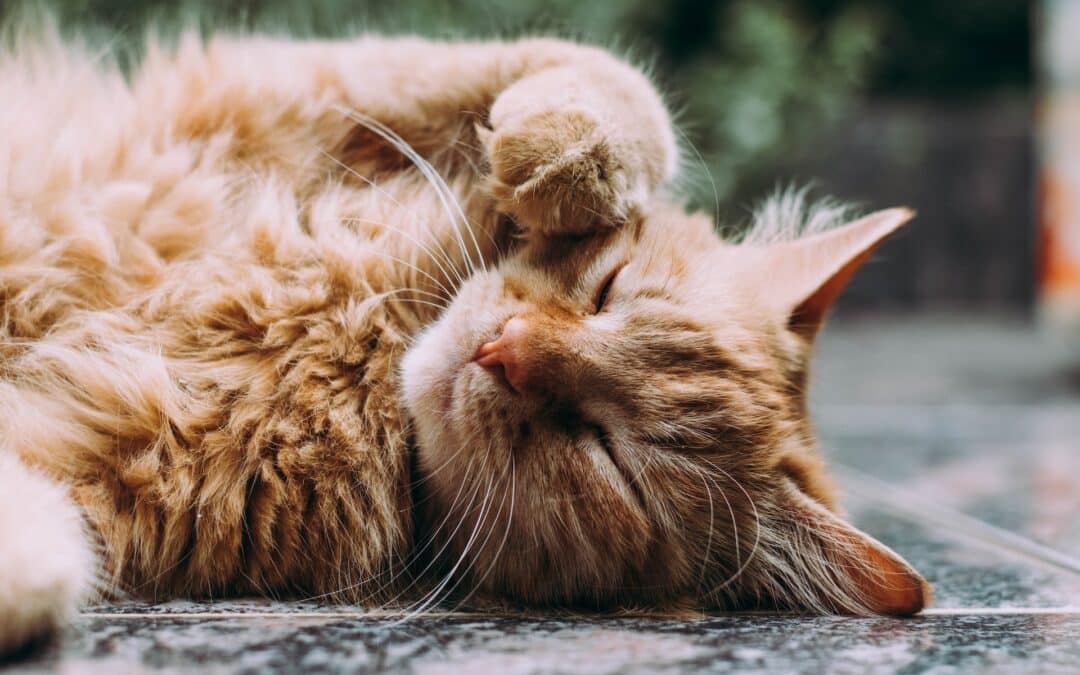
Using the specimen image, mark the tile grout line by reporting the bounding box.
[816,402,1080,413]
[832,464,1080,577]
[77,608,1080,620]
[920,607,1080,616]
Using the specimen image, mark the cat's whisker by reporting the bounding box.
[626,442,656,493]
[700,467,741,587]
[392,450,496,621]
[385,298,449,313]
[694,466,717,588]
[700,458,762,597]
[445,448,516,612]
[428,467,498,612]
[319,148,408,208]
[468,451,517,606]
[411,425,490,483]
[341,216,467,294]
[426,437,501,609]
[335,108,481,281]
[673,124,720,227]
[318,148,471,289]
[706,469,740,574]
[374,287,449,306]
[447,136,486,178]
[373,254,457,304]
[334,107,488,277]
[330,452,487,607]
[377,446,490,611]
[418,133,506,261]
[294,433,484,606]
[406,410,498,486]
[350,249,455,304]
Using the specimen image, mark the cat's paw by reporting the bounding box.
[0,455,96,657]
[484,108,650,237]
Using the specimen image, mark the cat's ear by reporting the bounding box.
[774,479,931,616]
[761,208,913,339]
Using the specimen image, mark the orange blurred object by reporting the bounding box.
[1038,1,1080,337]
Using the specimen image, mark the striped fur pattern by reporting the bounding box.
[0,23,927,654]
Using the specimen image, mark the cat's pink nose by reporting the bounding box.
[473,317,529,393]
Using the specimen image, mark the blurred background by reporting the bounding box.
[5,6,1080,667]
[5,0,1041,316]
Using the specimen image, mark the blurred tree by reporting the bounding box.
[2,0,1030,222]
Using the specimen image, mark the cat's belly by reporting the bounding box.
[11,248,421,602]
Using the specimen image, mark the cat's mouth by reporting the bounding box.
[471,359,517,394]
[447,358,511,416]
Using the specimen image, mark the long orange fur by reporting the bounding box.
[0,27,928,653]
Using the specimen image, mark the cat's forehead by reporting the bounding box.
[508,207,789,356]
[519,222,636,280]
[519,206,713,278]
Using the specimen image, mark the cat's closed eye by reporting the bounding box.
[586,423,613,455]
[587,422,626,472]
[593,263,624,313]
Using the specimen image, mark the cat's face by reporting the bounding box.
[401,201,929,615]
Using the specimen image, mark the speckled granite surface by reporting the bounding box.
[11,613,1079,674]
[5,315,1079,674]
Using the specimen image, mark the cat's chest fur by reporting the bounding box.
[0,85,483,599]
[0,36,501,599]
[66,243,423,600]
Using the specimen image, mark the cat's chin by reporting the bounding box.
[400,272,522,450]
[403,339,470,414]
[400,322,508,468]
[400,343,458,440]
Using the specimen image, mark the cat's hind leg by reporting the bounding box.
[0,453,96,657]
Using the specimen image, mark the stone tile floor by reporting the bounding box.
[5,314,1079,674]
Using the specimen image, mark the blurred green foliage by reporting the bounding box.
[3,0,1030,215]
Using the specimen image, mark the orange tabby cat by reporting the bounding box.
[0,28,929,653]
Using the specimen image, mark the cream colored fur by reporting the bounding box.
[0,454,95,653]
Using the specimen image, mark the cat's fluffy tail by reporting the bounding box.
[0,453,96,656]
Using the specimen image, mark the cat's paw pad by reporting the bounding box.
[485,109,646,237]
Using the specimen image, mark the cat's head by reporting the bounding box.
[401,195,929,615]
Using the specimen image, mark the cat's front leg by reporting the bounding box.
[0,454,97,657]
[484,43,678,237]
